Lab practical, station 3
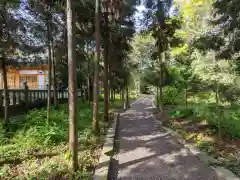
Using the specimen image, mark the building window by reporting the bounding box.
[20,75,38,88]
[7,74,15,88]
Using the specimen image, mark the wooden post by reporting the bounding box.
[29,91,32,103]
[7,93,10,107]
[16,92,20,104]
[0,91,3,106]
[24,82,29,107]
[84,88,87,101]
[33,91,36,102]
[12,92,16,105]
[0,91,3,117]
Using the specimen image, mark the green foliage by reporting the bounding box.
[168,92,240,139]
[162,86,183,105]
[149,0,240,140]
[0,102,107,179]
[195,140,214,153]
[168,107,193,118]
[142,0,240,176]
[0,124,7,144]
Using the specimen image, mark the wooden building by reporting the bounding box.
[0,65,49,89]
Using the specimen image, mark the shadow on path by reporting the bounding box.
[108,96,224,180]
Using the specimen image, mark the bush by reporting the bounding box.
[184,103,240,139]
[0,102,105,158]
[158,81,240,139]
[0,101,108,179]
[0,124,7,144]
[220,109,240,139]
[162,86,184,105]
[168,106,193,118]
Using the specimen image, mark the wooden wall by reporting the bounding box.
[0,66,48,89]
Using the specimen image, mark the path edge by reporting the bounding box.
[151,97,240,180]
[93,112,120,180]
[93,96,144,180]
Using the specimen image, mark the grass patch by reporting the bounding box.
[157,88,240,139]
[0,100,121,179]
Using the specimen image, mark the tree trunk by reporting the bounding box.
[122,88,126,110]
[47,12,52,123]
[67,0,78,172]
[215,82,221,138]
[185,82,188,108]
[159,51,164,116]
[113,90,116,101]
[87,42,91,105]
[87,74,91,104]
[215,82,219,105]
[126,85,129,108]
[111,88,114,102]
[51,37,57,106]
[103,11,109,122]
[120,89,122,101]
[156,86,159,108]
[1,53,8,126]
[92,0,100,133]
[108,63,112,101]
[1,4,9,126]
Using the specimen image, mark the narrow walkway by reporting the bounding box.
[109,96,224,180]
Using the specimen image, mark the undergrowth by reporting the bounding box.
[0,101,111,179]
[161,86,240,139]
[158,86,240,176]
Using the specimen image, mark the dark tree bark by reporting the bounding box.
[159,50,164,116]
[126,85,129,108]
[1,53,8,126]
[92,0,100,133]
[51,38,57,106]
[156,86,159,108]
[87,42,91,105]
[113,89,116,101]
[1,3,9,126]
[122,88,126,110]
[185,82,188,108]
[47,12,52,123]
[110,88,114,102]
[103,10,109,122]
[67,0,78,171]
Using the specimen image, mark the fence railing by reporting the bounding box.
[0,87,85,117]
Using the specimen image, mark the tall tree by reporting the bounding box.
[0,2,9,125]
[103,2,109,122]
[0,0,27,126]
[51,37,57,106]
[92,0,100,133]
[66,0,78,171]
[46,10,52,123]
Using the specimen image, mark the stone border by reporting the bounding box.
[152,97,239,180]
[93,97,144,180]
[93,113,119,180]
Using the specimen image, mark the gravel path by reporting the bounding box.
[108,95,225,180]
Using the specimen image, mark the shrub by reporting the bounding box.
[162,86,184,105]
[220,109,240,139]
[0,123,7,144]
[188,103,240,139]
[0,101,109,179]
[168,106,193,118]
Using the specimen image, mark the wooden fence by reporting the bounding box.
[0,87,85,117]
